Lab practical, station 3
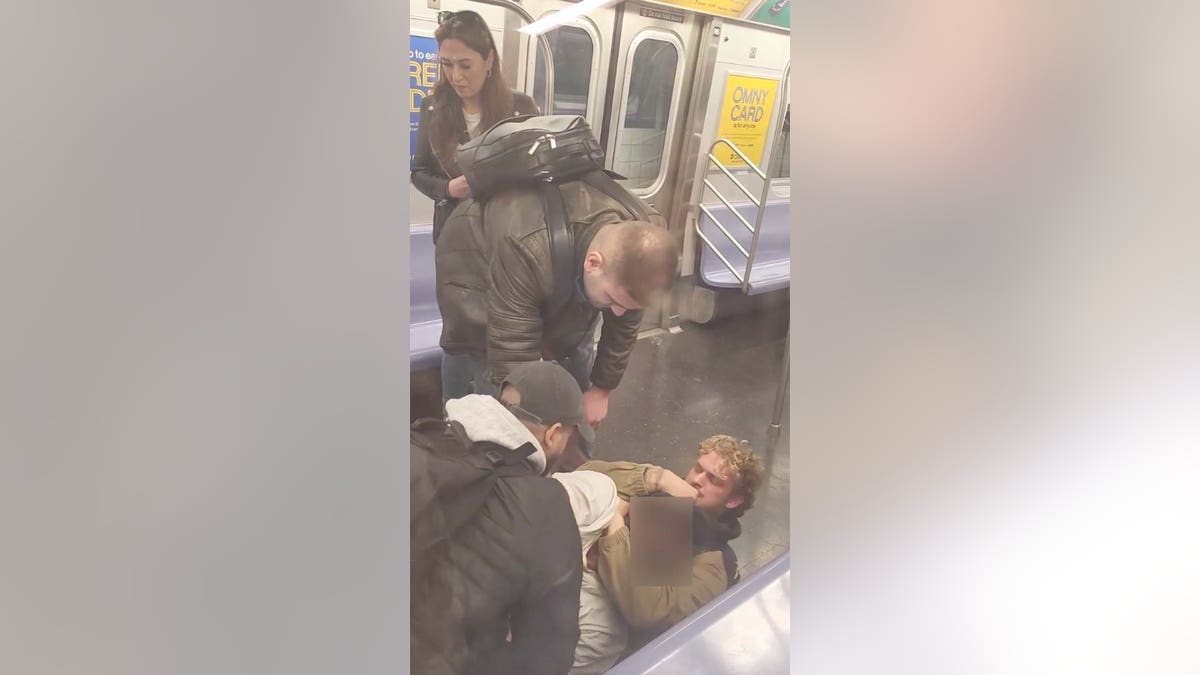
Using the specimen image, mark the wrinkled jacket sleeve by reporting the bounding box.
[590,309,641,390]
[596,527,729,631]
[487,234,552,385]
[578,460,654,499]
[411,99,450,202]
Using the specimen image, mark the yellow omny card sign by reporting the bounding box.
[654,0,754,18]
[715,74,779,168]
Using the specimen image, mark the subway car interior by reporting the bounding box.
[410,0,790,670]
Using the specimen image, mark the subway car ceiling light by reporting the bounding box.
[518,0,624,36]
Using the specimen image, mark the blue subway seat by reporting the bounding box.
[410,225,443,370]
[697,199,790,294]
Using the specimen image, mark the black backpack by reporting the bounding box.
[455,114,652,309]
[410,417,538,570]
[410,417,541,673]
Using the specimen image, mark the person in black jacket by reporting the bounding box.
[411,361,593,675]
[411,10,540,244]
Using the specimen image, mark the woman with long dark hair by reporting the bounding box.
[411,10,539,243]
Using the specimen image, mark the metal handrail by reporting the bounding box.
[702,176,756,233]
[697,204,750,257]
[467,0,555,115]
[709,139,768,180]
[770,329,788,431]
[763,324,788,456]
[742,61,789,293]
[691,140,761,286]
[694,226,746,283]
[692,64,790,293]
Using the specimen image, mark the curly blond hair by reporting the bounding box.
[697,435,764,518]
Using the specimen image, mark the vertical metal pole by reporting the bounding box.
[470,0,555,114]
[770,328,788,429]
[534,32,554,115]
[501,11,523,98]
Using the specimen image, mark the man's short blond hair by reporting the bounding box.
[604,220,679,305]
[697,435,764,518]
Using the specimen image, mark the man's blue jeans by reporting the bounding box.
[440,337,596,407]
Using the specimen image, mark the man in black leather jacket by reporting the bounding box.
[434,180,679,435]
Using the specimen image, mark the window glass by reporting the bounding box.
[532,25,593,117]
[611,38,679,190]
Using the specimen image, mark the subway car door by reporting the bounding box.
[516,0,614,128]
[520,2,703,331]
[603,3,703,331]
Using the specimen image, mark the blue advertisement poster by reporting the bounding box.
[410,35,440,171]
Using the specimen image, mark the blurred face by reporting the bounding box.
[581,252,646,317]
[686,452,744,516]
[439,37,493,105]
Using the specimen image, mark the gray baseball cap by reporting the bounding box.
[500,361,596,455]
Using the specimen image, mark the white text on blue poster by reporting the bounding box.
[410,35,439,170]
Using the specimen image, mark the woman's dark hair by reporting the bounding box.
[429,11,514,172]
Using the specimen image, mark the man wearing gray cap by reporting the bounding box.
[492,359,596,465]
[411,361,593,675]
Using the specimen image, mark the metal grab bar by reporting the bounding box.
[466,0,555,115]
[692,141,761,286]
[770,329,788,431]
[694,226,746,282]
[692,64,790,293]
[697,205,750,258]
[765,326,788,456]
[707,148,762,207]
[743,62,789,293]
[710,140,768,180]
[702,179,756,233]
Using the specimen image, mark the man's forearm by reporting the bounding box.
[644,466,697,498]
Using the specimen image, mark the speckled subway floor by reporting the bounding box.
[411,308,790,578]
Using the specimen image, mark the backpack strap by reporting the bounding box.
[478,440,538,474]
[414,418,536,473]
[444,419,538,472]
[475,113,536,141]
[580,169,649,221]
[721,545,740,587]
[540,171,651,311]
[412,417,449,431]
[540,181,577,311]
